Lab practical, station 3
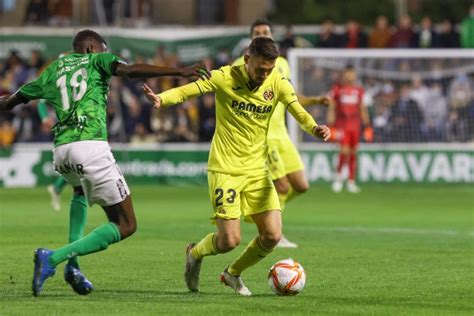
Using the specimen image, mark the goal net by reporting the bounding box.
[287,49,474,144]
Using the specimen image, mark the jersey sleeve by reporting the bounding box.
[18,71,48,101]
[37,99,49,121]
[278,77,318,136]
[93,53,126,76]
[277,77,299,107]
[158,68,225,106]
[278,57,291,81]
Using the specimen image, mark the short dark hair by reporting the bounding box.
[72,29,107,51]
[248,37,279,60]
[250,19,272,36]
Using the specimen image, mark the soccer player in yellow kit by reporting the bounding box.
[143,37,330,296]
[234,20,330,248]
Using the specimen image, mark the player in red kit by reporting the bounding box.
[327,67,373,193]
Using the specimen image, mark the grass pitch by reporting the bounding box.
[1,184,473,315]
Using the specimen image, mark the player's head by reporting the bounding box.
[73,29,107,54]
[250,19,273,40]
[244,37,279,86]
[342,66,357,85]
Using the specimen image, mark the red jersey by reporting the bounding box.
[330,84,364,131]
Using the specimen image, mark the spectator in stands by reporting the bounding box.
[388,85,423,142]
[372,86,394,142]
[130,123,157,144]
[438,18,460,48]
[317,19,341,48]
[280,25,296,57]
[369,15,392,48]
[1,51,29,92]
[461,4,474,48]
[447,74,472,141]
[12,105,38,142]
[341,20,367,48]
[24,0,49,25]
[172,105,198,142]
[0,119,15,148]
[197,93,216,142]
[215,48,231,68]
[423,83,448,141]
[48,0,72,26]
[390,14,416,48]
[414,16,439,48]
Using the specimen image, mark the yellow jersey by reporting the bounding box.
[233,56,291,141]
[158,64,317,175]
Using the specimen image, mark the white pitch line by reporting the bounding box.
[293,226,474,237]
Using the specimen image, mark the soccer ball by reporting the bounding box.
[268,258,306,296]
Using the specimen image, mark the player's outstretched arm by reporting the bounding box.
[115,63,210,79]
[142,80,206,109]
[287,101,331,142]
[297,94,331,107]
[0,93,28,112]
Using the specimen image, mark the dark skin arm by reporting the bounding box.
[115,63,210,79]
[0,64,210,112]
[0,93,28,112]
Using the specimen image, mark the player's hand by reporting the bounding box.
[313,125,331,142]
[181,64,211,80]
[316,96,331,106]
[142,84,162,109]
[363,127,374,142]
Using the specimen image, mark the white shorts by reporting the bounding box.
[53,140,130,207]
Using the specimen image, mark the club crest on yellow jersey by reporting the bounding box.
[263,89,274,101]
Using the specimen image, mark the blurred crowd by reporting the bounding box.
[301,59,474,143]
[1,11,474,147]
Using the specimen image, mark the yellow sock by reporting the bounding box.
[277,190,288,210]
[191,233,218,260]
[228,237,273,276]
[285,187,300,204]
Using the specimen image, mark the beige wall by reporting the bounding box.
[238,0,267,25]
[1,0,28,26]
[151,0,196,24]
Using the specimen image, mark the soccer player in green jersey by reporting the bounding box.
[233,20,330,248]
[37,98,69,211]
[0,29,209,296]
[143,37,330,296]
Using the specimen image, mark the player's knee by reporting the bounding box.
[217,233,240,252]
[260,231,282,249]
[293,181,309,193]
[119,220,137,239]
[275,180,290,194]
[73,186,85,196]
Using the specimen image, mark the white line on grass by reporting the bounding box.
[295,226,474,237]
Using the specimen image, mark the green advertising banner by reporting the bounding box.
[0,144,472,188]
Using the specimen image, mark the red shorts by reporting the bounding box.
[340,129,360,148]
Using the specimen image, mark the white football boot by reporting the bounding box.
[346,180,361,193]
[220,268,252,296]
[47,185,61,212]
[184,243,201,292]
[276,235,298,248]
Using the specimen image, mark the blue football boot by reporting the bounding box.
[64,264,94,295]
[32,248,56,296]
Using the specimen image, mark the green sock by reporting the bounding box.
[191,233,219,260]
[67,194,88,268]
[48,223,121,267]
[53,176,68,194]
[228,236,273,276]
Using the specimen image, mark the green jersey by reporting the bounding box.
[19,52,124,146]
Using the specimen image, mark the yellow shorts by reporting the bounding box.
[267,138,305,181]
[208,170,281,223]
